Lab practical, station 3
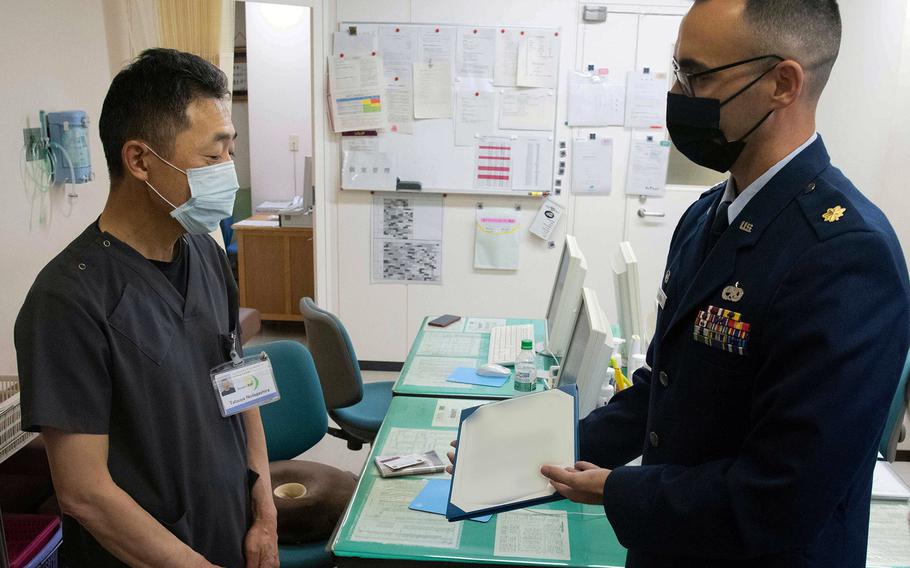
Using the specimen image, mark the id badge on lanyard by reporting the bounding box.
[210,348,281,417]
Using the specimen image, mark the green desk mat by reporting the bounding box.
[392,317,557,399]
[331,395,627,567]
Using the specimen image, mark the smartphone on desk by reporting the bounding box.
[428,314,461,328]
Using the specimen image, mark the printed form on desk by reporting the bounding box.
[432,399,490,428]
[381,428,459,471]
[867,501,910,566]
[402,357,480,389]
[494,509,571,560]
[417,332,483,358]
[351,478,462,548]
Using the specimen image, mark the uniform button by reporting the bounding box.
[649,431,659,448]
[77,263,86,271]
[659,371,669,387]
[102,240,111,247]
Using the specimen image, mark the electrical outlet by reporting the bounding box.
[288,135,300,152]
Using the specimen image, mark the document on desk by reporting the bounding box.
[413,62,453,119]
[454,89,496,147]
[494,510,570,561]
[626,136,670,197]
[329,54,388,132]
[417,332,483,358]
[572,137,614,195]
[499,88,555,131]
[464,318,507,333]
[625,70,667,129]
[873,461,910,501]
[350,478,462,548]
[403,357,479,389]
[516,30,559,89]
[866,501,910,566]
[371,195,444,284]
[381,428,459,469]
[494,28,520,87]
[432,399,489,428]
[567,72,625,127]
[456,27,495,79]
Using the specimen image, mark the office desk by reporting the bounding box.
[331,395,626,567]
[233,215,314,322]
[392,317,557,399]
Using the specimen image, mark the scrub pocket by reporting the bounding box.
[108,283,175,365]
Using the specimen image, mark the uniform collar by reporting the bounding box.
[720,132,819,224]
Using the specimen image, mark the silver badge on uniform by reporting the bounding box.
[722,282,745,303]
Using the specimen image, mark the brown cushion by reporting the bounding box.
[270,460,356,544]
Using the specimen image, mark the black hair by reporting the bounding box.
[742,0,842,99]
[99,48,229,180]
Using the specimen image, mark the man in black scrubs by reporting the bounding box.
[15,49,279,567]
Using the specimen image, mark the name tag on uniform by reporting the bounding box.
[210,352,281,417]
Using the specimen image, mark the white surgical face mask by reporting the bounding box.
[143,144,239,234]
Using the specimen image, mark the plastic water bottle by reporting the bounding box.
[514,339,536,392]
[597,368,616,408]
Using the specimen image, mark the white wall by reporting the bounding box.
[0,0,112,376]
[246,3,313,205]
[319,0,910,363]
[232,101,252,188]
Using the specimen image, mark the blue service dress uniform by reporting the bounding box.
[579,136,910,567]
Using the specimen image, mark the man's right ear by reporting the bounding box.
[122,141,151,182]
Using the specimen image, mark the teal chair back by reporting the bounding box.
[252,341,328,461]
[880,349,910,462]
[299,297,364,410]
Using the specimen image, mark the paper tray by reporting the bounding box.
[446,385,578,521]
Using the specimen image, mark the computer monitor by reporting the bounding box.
[557,287,614,419]
[612,241,643,362]
[545,235,588,357]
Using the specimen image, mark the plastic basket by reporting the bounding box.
[0,381,38,465]
[2,514,61,568]
[22,524,62,568]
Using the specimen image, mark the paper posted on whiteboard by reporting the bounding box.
[329,54,389,132]
[342,137,396,190]
[625,70,667,129]
[516,30,559,89]
[372,195,444,284]
[499,88,555,131]
[474,208,521,270]
[626,136,670,197]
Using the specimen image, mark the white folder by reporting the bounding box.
[446,385,578,521]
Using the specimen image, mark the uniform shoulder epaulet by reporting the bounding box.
[796,177,865,241]
[699,183,726,200]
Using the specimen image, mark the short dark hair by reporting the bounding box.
[741,0,842,99]
[99,48,229,180]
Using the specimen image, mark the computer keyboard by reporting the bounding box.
[487,324,535,365]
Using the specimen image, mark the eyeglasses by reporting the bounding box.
[672,54,784,97]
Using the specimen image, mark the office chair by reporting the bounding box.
[254,340,351,568]
[880,349,910,462]
[219,216,238,256]
[299,297,393,451]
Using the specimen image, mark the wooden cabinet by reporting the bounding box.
[234,217,314,322]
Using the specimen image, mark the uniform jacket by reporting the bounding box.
[579,136,910,567]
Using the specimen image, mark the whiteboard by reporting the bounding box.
[339,22,561,196]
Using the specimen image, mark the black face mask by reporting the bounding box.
[666,61,779,173]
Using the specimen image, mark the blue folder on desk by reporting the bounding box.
[445,384,578,522]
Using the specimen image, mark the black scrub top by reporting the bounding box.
[15,223,253,568]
